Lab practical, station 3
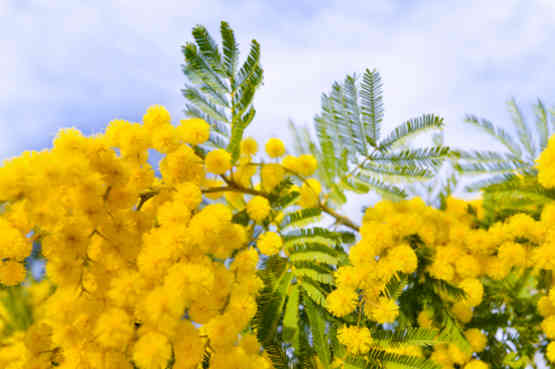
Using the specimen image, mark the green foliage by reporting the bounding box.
[290,69,449,205]
[182,21,263,162]
[456,98,555,218]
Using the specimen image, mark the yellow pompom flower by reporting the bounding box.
[368,297,399,324]
[143,105,171,130]
[261,163,285,192]
[337,325,373,354]
[246,196,271,223]
[178,118,210,145]
[265,138,285,158]
[539,296,555,317]
[281,155,301,173]
[0,218,31,261]
[464,328,487,352]
[327,288,358,317]
[205,149,232,174]
[174,182,202,210]
[388,243,418,274]
[537,135,555,188]
[448,343,471,365]
[0,260,26,286]
[428,260,455,282]
[297,154,318,177]
[94,308,134,349]
[417,310,434,328]
[257,232,283,256]
[173,321,205,369]
[132,331,172,369]
[459,278,484,307]
[298,179,321,208]
[547,341,555,362]
[464,359,489,369]
[430,345,452,368]
[497,241,526,268]
[152,124,180,153]
[452,301,473,323]
[542,316,555,338]
[455,254,481,279]
[240,137,258,156]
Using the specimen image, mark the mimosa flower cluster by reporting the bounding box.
[1,103,555,369]
[0,105,319,369]
[328,134,555,369]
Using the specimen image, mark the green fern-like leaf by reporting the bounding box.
[290,69,446,207]
[283,284,301,343]
[379,115,444,151]
[281,208,323,229]
[372,327,448,348]
[367,349,441,369]
[304,296,331,368]
[300,280,328,307]
[182,21,263,162]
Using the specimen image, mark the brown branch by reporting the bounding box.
[133,176,360,232]
[320,202,360,231]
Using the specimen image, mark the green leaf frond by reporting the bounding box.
[182,22,263,160]
[283,284,300,342]
[384,275,407,300]
[294,268,335,285]
[379,115,444,151]
[534,98,550,151]
[346,174,407,200]
[507,97,536,159]
[254,271,293,344]
[367,349,441,369]
[463,114,522,157]
[288,246,339,266]
[300,280,328,307]
[360,68,384,145]
[458,98,553,214]
[371,146,450,168]
[372,327,447,348]
[281,208,323,229]
[264,341,291,369]
[454,160,531,175]
[429,277,467,300]
[304,296,331,367]
[283,227,344,248]
[289,69,445,205]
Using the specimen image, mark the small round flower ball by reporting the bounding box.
[246,196,271,223]
[178,118,210,145]
[132,331,172,369]
[281,155,301,173]
[464,359,489,369]
[143,105,171,130]
[205,149,231,174]
[547,341,555,362]
[265,138,285,158]
[464,328,487,353]
[175,182,202,210]
[257,231,283,256]
[297,154,318,177]
[241,137,258,156]
[542,316,555,338]
[417,310,433,328]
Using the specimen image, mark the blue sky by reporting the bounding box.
[1,0,555,162]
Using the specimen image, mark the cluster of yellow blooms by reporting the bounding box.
[328,133,555,368]
[2,102,555,369]
[0,104,321,369]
